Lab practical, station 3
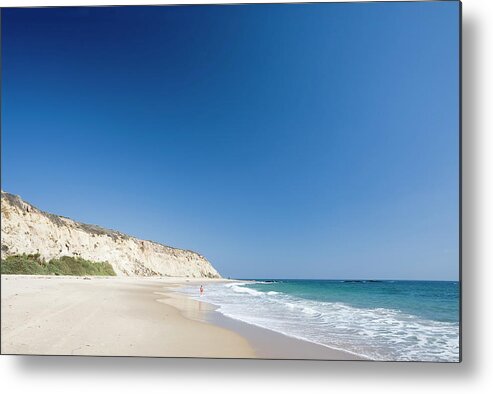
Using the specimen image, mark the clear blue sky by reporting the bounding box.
[1,2,459,280]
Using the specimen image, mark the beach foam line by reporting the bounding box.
[177,281,459,361]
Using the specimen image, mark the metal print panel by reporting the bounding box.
[0,1,461,362]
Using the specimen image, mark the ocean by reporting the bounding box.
[180,279,460,362]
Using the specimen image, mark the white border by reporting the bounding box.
[1,0,433,7]
[1,0,493,393]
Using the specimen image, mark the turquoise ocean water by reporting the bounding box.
[180,280,459,361]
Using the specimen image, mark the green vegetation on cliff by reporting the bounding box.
[1,254,116,276]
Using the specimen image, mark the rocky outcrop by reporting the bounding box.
[1,191,220,278]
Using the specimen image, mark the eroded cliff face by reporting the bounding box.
[1,191,220,278]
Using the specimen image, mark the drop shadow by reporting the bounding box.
[4,6,480,382]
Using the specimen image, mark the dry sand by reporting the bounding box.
[1,275,362,360]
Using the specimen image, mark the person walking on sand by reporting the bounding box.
[200,285,204,296]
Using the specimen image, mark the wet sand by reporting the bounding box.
[1,275,362,360]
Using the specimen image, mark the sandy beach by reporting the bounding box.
[1,275,361,360]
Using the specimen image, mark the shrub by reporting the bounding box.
[1,254,116,276]
[1,254,47,275]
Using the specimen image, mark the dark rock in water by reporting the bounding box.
[342,280,383,283]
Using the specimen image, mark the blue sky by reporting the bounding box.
[1,2,459,280]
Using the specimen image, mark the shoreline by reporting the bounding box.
[1,275,362,360]
[165,282,365,360]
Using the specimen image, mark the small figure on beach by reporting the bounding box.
[200,285,204,296]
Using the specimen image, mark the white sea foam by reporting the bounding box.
[179,282,459,362]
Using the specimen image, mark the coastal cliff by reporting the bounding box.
[0,191,221,278]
